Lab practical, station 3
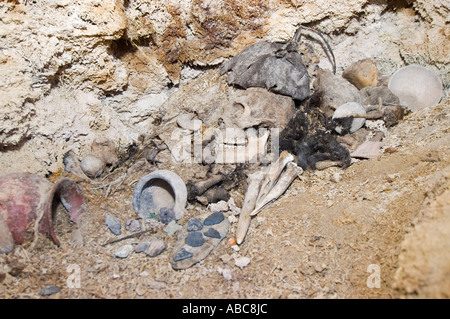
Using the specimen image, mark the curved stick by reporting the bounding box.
[293,25,336,74]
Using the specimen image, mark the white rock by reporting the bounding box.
[208,200,229,212]
[332,102,366,134]
[165,220,182,237]
[228,215,238,224]
[217,266,233,280]
[235,257,251,269]
[227,197,241,216]
[81,154,105,178]
[114,244,133,258]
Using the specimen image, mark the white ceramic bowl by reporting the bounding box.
[388,65,443,111]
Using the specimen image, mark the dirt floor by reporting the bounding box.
[0,100,449,299]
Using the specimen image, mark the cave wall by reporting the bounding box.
[0,0,448,175]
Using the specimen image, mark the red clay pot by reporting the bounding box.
[0,173,85,253]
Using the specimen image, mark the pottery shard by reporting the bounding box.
[342,59,379,90]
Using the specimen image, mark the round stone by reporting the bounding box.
[203,212,225,226]
[185,231,205,247]
[80,154,105,178]
[332,102,366,134]
[187,217,203,232]
[135,238,151,253]
[144,239,167,257]
[125,219,141,232]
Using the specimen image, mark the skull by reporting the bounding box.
[162,86,296,165]
[199,87,295,164]
[220,87,296,130]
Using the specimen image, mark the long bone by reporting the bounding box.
[235,171,265,245]
[235,151,300,245]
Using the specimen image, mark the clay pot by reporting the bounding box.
[0,173,85,253]
[132,170,187,221]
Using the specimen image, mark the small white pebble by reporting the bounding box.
[330,172,341,183]
[114,244,133,258]
[208,200,229,212]
[235,256,251,269]
[217,266,233,280]
[227,215,238,224]
[231,244,240,252]
[227,197,241,215]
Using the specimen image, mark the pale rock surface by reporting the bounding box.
[394,168,450,298]
[0,0,448,175]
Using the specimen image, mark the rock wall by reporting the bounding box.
[0,0,448,175]
[394,166,450,298]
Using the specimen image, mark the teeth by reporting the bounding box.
[251,162,303,216]
[211,128,270,164]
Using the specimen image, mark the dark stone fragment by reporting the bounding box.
[39,285,60,296]
[203,212,224,226]
[135,241,150,253]
[159,207,176,225]
[204,228,221,239]
[173,248,193,262]
[185,231,205,247]
[187,218,203,232]
[105,215,121,236]
[204,186,230,203]
[220,41,310,101]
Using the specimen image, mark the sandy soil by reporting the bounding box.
[0,100,449,299]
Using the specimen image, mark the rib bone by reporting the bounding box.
[251,162,303,216]
[255,150,294,207]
